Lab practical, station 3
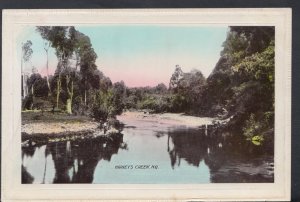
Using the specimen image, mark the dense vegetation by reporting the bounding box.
[22,27,124,125]
[22,26,274,146]
[123,26,275,146]
[202,26,275,146]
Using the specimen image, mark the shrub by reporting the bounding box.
[242,112,273,146]
[91,89,124,123]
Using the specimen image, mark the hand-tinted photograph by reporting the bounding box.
[20,25,275,184]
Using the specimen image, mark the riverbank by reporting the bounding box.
[22,121,99,134]
[22,111,99,134]
[22,110,218,135]
[117,111,216,128]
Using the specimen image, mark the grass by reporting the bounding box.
[22,111,93,124]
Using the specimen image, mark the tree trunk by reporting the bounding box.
[56,76,61,109]
[21,53,24,98]
[66,98,72,114]
[30,84,35,110]
[31,84,34,96]
[66,76,74,114]
[44,44,51,97]
[84,76,87,106]
[45,49,51,96]
[47,77,51,96]
[84,89,87,106]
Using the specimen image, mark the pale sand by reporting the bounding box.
[22,111,217,134]
[118,111,216,128]
[22,121,99,134]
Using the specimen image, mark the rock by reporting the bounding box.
[106,128,118,135]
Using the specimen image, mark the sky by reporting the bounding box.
[17,25,228,87]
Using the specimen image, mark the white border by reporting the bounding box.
[1,9,291,201]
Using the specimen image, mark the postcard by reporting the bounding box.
[1,9,291,201]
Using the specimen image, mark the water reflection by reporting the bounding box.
[22,133,125,184]
[167,128,208,168]
[22,121,274,183]
[167,127,274,183]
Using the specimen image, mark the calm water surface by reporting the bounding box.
[22,114,274,184]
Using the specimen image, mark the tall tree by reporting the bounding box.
[169,66,206,112]
[43,41,51,95]
[169,65,184,91]
[21,40,33,98]
[36,26,99,114]
[36,26,77,113]
[73,31,98,106]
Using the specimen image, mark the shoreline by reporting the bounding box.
[118,111,217,128]
[22,111,219,135]
[22,121,99,135]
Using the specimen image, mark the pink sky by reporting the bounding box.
[19,26,227,87]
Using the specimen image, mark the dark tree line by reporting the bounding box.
[199,26,275,144]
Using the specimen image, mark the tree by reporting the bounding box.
[22,40,33,62]
[154,83,168,94]
[169,65,184,91]
[36,26,78,114]
[199,26,275,145]
[21,40,33,98]
[43,41,51,95]
[168,66,206,112]
[27,71,48,98]
[26,68,49,109]
[73,31,98,106]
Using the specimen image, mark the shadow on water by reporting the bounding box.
[167,127,274,183]
[22,133,125,184]
[22,165,34,183]
[22,122,274,183]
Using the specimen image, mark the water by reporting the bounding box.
[22,114,274,184]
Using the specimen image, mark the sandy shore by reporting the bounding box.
[22,111,218,135]
[118,111,216,128]
[22,121,99,134]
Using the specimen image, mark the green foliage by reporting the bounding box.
[31,25,275,148]
[169,65,184,90]
[242,111,274,146]
[91,84,125,122]
[200,26,274,123]
[251,135,264,146]
[36,26,101,114]
[169,67,206,112]
[137,96,157,110]
[233,40,275,83]
[137,94,171,113]
[27,73,49,97]
[22,40,33,62]
[124,95,139,109]
[168,94,187,112]
[190,26,275,148]
[243,114,262,139]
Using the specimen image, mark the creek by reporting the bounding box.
[22,113,274,183]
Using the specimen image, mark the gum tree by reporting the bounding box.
[36,26,98,114]
[36,26,76,113]
[21,40,33,98]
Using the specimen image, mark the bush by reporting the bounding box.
[137,94,171,113]
[91,89,124,123]
[242,112,273,146]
